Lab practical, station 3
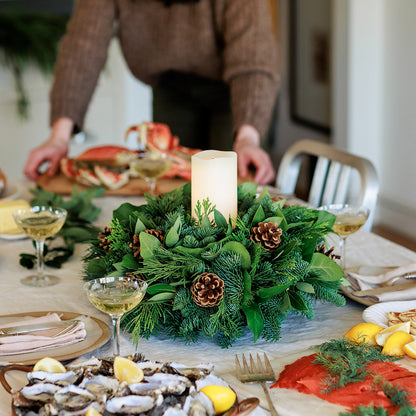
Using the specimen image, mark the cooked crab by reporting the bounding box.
[60,122,199,190]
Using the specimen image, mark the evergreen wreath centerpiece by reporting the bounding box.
[83,182,346,348]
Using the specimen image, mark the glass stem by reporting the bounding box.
[36,239,45,278]
[147,178,156,196]
[339,236,346,269]
[110,314,122,356]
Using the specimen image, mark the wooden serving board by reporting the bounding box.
[36,173,188,196]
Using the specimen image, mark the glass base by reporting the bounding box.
[20,274,60,287]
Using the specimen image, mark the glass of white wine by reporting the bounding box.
[130,151,172,196]
[84,276,148,356]
[319,204,370,270]
[13,206,67,287]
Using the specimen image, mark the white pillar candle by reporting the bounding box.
[191,150,238,222]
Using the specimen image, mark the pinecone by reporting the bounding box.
[191,272,224,307]
[250,222,283,252]
[315,242,341,261]
[98,226,112,252]
[129,229,164,258]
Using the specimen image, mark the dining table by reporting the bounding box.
[2,178,416,416]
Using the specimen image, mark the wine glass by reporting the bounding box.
[13,206,67,287]
[84,276,148,356]
[319,204,370,270]
[130,151,172,196]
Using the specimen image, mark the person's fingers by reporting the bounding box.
[237,153,249,179]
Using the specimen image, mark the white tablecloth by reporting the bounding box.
[2,179,416,415]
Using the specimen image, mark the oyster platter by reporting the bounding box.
[4,355,247,416]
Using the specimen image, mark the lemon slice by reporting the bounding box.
[343,322,383,345]
[85,407,103,416]
[382,331,414,356]
[200,385,236,414]
[403,340,416,359]
[33,357,66,373]
[113,356,144,384]
[375,321,411,346]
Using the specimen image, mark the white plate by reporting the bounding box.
[0,183,20,201]
[0,232,28,241]
[363,300,416,327]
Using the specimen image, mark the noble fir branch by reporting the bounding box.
[260,298,286,342]
[123,302,168,341]
[311,279,346,307]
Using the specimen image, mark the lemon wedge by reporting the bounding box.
[113,356,144,384]
[343,322,383,345]
[200,385,236,414]
[33,357,66,373]
[382,331,414,356]
[375,321,411,346]
[85,407,103,416]
[404,340,416,359]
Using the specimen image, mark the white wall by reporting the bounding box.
[333,0,416,239]
[0,39,152,179]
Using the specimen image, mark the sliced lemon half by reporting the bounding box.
[33,357,66,373]
[382,331,414,356]
[200,385,236,414]
[375,321,411,346]
[113,356,144,384]
[85,407,103,416]
[343,322,383,345]
[404,340,416,359]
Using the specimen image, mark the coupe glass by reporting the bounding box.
[319,204,370,270]
[13,206,67,287]
[84,276,148,356]
[130,151,172,196]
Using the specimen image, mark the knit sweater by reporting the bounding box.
[50,0,280,139]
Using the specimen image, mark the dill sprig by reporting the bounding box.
[315,338,399,392]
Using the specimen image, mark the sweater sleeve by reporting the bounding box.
[50,0,117,131]
[220,0,280,139]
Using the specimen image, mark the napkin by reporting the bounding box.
[0,313,86,355]
[348,263,416,302]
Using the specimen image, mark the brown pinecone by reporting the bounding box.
[250,222,283,252]
[191,272,224,307]
[129,229,164,258]
[98,226,112,252]
[315,242,341,261]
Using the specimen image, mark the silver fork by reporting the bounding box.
[235,353,279,416]
[50,320,81,338]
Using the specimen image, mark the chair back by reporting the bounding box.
[276,139,379,230]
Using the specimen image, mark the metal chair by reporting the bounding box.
[275,139,379,230]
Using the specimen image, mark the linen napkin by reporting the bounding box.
[348,263,416,302]
[0,313,86,355]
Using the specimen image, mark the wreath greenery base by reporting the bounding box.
[83,182,346,348]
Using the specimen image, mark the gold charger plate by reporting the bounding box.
[0,311,110,365]
[340,285,376,306]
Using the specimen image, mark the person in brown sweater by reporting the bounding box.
[24,0,280,185]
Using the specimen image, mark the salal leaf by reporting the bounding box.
[288,290,308,311]
[165,216,182,247]
[201,215,211,228]
[139,232,162,261]
[113,203,139,227]
[222,241,251,269]
[296,282,315,294]
[272,206,288,232]
[214,209,228,229]
[241,302,264,342]
[238,182,258,199]
[256,283,291,303]
[87,258,107,276]
[147,284,176,295]
[252,205,265,225]
[62,227,95,242]
[121,253,140,270]
[309,252,344,282]
[280,292,290,312]
[263,216,283,226]
[273,240,299,261]
[134,217,146,234]
[147,292,176,303]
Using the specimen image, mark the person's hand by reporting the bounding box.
[23,117,74,181]
[233,124,275,185]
